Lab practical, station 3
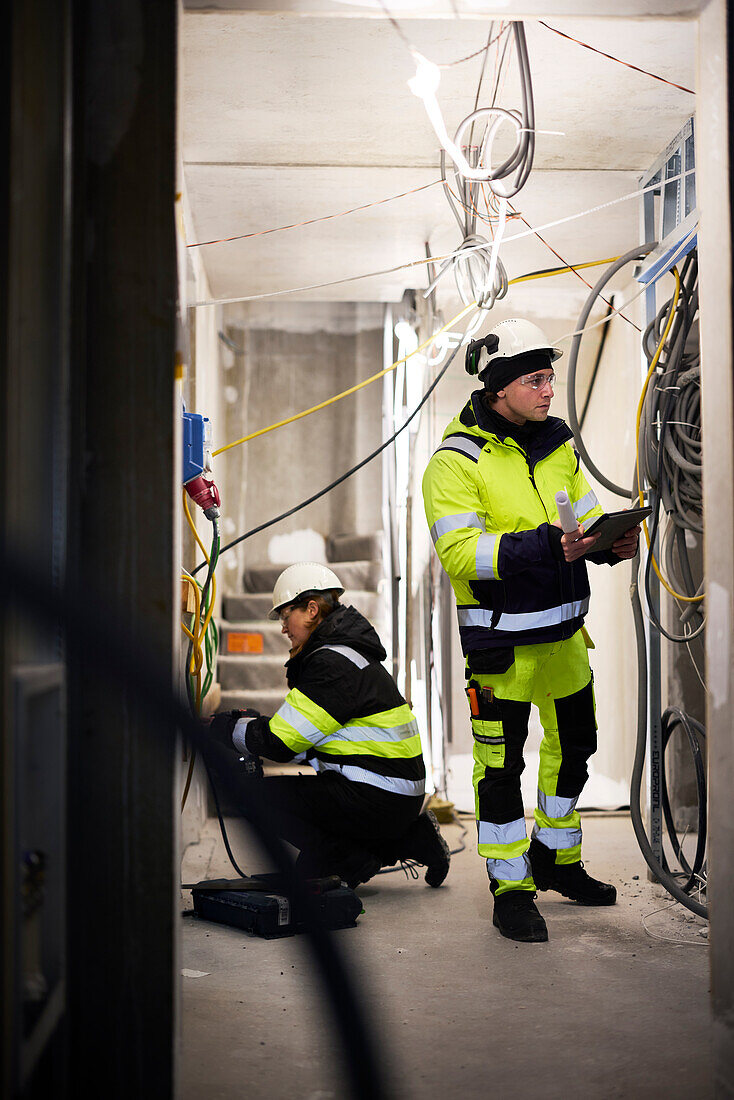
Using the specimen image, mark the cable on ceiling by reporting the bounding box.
[538,21,695,96]
[506,201,641,332]
[190,174,689,308]
[213,257,622,460]
[187,179,443,249]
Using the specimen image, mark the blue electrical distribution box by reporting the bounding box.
[637,117,697,286]
[182,409,211,484]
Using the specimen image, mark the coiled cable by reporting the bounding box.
[454,22,535,198]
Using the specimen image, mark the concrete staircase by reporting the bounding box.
[217,533,385,720]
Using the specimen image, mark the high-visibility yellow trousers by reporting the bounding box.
[469,629,597,897]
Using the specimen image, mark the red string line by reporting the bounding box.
[187,180,442,248]
[538,21,695,96]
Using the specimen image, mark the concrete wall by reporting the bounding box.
[573,285,648,804]
[216,301,384,583]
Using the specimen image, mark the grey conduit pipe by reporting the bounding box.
[566,243,657,498]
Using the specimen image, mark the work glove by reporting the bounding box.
[231,712,264,778]
[206,708,260,751]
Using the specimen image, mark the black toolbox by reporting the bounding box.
[191,874,363,938]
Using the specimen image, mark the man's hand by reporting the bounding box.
[611,524,641,560]
[554,521,600,563]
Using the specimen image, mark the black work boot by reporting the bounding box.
[528,838,617,906]
[298,849,381,891]
[492,889,548,943]
[397,810,451,887]
[340,854,382,890]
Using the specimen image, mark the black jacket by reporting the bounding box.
[245,605,426,796]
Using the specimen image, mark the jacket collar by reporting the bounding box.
[458,390,573,467]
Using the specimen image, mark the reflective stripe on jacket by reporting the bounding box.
[422,391,607,653]
[254,609,427,798]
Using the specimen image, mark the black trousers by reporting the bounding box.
[259,771,424,879]
[201,738,423,879]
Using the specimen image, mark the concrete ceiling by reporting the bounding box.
[181,5,697,319]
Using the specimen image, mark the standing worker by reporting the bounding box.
[207,562,450,890]
[422,318,640,942]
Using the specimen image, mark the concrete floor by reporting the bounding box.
[179,813,711,1099]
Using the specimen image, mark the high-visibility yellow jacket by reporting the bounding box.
[422,391,615,656]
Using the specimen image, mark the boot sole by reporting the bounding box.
[425,833,451,887]
[492,913,549,943]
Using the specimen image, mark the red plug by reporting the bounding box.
[185,474,221,519]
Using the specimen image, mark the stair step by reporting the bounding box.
[243,560,382,595]
[327,532,383,564]
[218,688,287,716]
[218,620,290,657]
[218,654,286,691]
[222,589,384,623]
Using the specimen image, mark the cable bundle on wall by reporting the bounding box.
[632,253,706,915]
[568,247,706,918]
[181,493,220,810]
[637,251,702,633]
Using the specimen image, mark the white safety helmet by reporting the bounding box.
[268,562,345,621]
[466,318,562,377]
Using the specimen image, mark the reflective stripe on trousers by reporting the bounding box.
[486,852,532,883]
[469,630,597,889]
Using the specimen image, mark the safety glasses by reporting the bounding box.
[517,371,555,390]
[279,601,307,624]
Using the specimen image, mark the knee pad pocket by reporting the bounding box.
[554,677,597,742]
[471,695,530,771]
[554,678,598,795]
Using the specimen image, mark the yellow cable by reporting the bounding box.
[182,496,211,697]
[507,256,621,285]
[212,255,622,459]
[212,300,477,456]
[183,489,211,563]
[182,492,220,705]
[635,269,702,604]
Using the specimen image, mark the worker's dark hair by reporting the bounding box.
[310,589,341,618]
[292,589,341,619]
[286,589,342,658]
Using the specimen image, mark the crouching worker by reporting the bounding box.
[206,562,450,891]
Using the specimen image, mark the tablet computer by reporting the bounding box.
[583,506,652,554]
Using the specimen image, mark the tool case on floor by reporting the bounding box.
[191,874,363,938]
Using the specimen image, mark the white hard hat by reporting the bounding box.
[488,318,562,363]
[466,318,562,377]
[268,562,345,620]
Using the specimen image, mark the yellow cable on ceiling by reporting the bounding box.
[212,255,623,458]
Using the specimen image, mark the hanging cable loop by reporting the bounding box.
[453,234,508,309]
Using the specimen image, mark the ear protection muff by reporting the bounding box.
[465,334,500,376]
